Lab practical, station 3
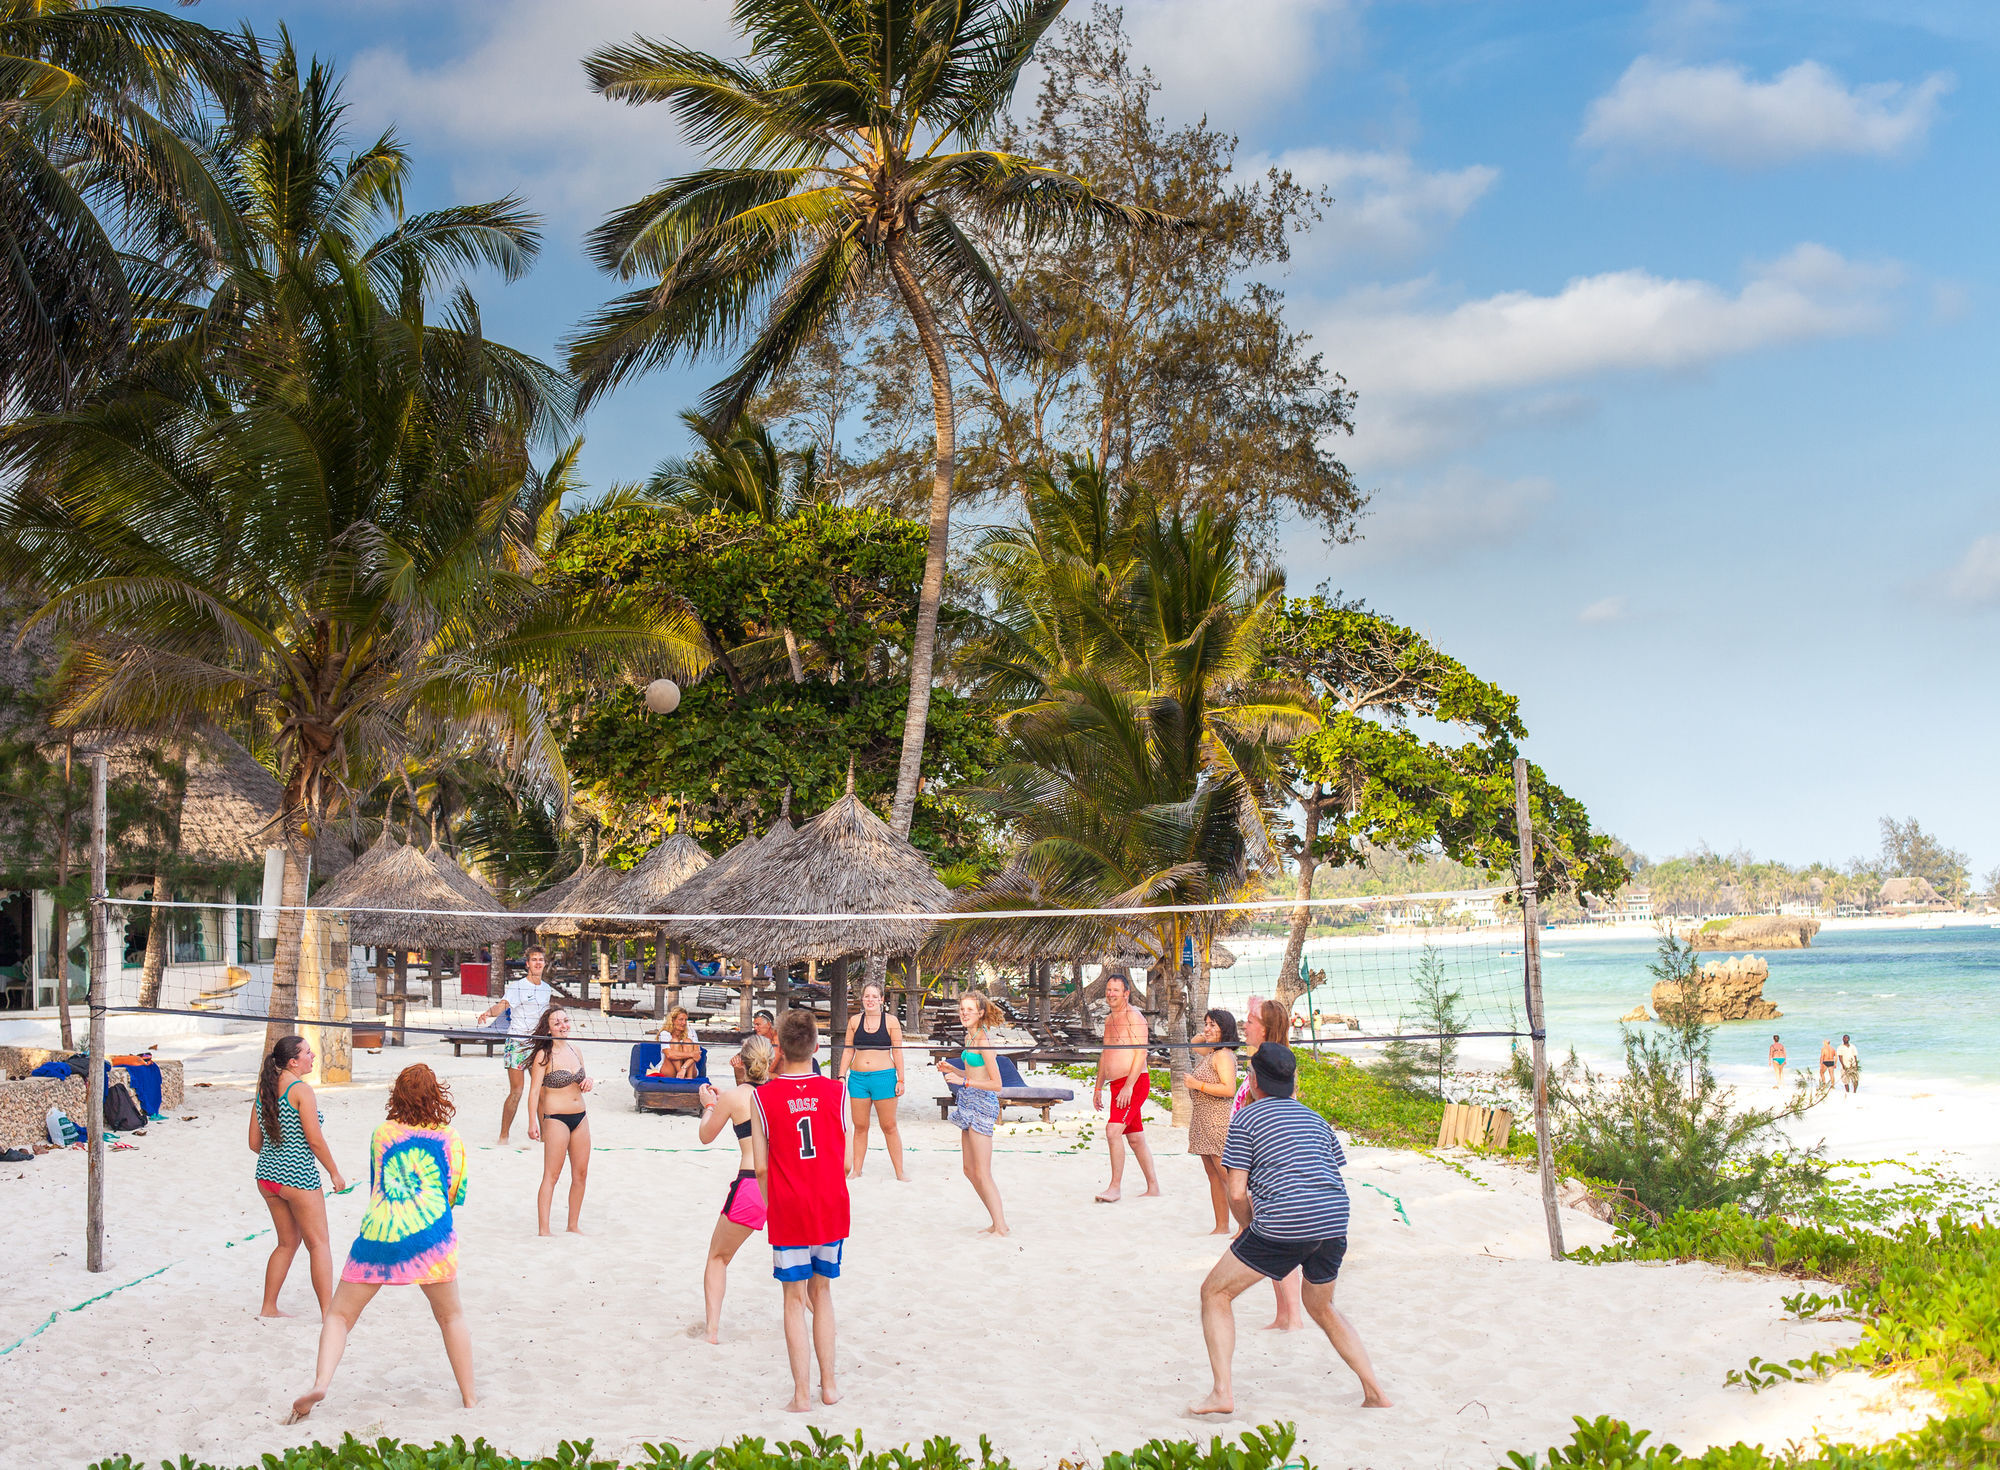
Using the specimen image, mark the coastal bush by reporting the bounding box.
[84,1423,1311,1470]
[1526,932,1827,1219]
[1371,943,1467,1097]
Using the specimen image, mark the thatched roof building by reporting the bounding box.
[591,833,711,938]
[312,828,398,909]
[426,840,503,907]
[535,863,632,938]
[331,842,514,950]
[656,819,790,935]
[671,788,949,964]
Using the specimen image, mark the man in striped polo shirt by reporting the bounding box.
[1190,1042,1390,1415]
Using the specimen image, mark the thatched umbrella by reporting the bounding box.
[657,814,796,1027]
[591,833,711,1016]
[673,779,950,1061]
[328,842,514,1043]
[312,827,399,910]
[534,864,630,939]
[427,839,502,907]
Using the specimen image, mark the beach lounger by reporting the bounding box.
[629,1042,709,1114]
[935,1053,1075,1123]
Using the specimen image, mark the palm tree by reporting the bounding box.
[647,409,819,523]
[1,42,706,1044]
[1,0,252,409]
[565,0,1183,837]
[945,499,1310,1116]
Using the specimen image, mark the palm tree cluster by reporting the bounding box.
[1,29,701,1038]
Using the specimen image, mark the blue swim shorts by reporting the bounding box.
[846,1067,899,1102]
[773,1240,844,1282]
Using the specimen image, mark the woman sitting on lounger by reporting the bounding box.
[656,1007,701,1079]
[695,1035,774,1342]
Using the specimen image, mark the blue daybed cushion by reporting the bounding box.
[630,1042,708,1090]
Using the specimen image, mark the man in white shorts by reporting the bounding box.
[476,945,551,1142]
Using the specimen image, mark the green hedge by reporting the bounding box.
[88,1423,1309,1470]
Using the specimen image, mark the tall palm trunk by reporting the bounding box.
[1276,785,1323,1012]
[886,248,954,840]
[137,869,170,1008]
[262,841,310,1049]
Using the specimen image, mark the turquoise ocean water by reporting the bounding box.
[1205,923,2000,1088]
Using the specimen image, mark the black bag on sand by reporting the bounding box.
[104,1083,146,1133]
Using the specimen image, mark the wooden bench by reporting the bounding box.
[933,1087,1076,1123]
[442,1030,508,1058]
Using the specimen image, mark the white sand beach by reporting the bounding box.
[0,1033,1943,1470]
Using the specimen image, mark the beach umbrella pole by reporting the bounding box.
[87,755,109,1273]
[1513,756,1565,1262]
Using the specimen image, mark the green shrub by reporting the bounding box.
[86,1424,1312,1470]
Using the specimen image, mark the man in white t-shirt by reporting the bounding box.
[1835,1034,1860,1095]
[476,945,552,1142]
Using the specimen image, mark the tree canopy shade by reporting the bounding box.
[564,0,1183,839]
[0,41,704,1043]
[1259,596,1625,1002]
[0,0,254,409]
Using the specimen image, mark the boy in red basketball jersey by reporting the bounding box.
[753,1008,851,1411]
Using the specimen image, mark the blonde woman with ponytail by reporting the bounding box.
[247,1035,346,1318]
[937,991,1009,1235]
[693,1033,775,1342]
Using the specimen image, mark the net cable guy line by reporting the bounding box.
[112,884,1522,923]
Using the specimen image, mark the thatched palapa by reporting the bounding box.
[657,818,792,938]
[671,788,949,965]
[322,842,514,949]
[535,864,632,938]
[591,833,711,938]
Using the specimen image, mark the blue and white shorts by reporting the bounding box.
[772,1240,844,1282]
[948,1085,1000,1136]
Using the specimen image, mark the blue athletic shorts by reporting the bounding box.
[773,1240,844,1282]
[846,1068,898,1102]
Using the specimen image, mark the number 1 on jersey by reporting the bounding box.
[796,1116,816,1159]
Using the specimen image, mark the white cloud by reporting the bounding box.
[1943,536,2000,610]
[343,1,739,225]
[1581,57,1954,167]
[1246,148,1498,259]
[1318,244,1904,463]
[1346,468,1556,564]
[1579,596,1627,625]
[1123,0,1359,123]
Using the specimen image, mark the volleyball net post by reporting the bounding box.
[1513,755,1565,1263]
[87,754,109,1274]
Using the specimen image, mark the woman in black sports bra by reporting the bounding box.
[837,979,908,1180]
[695,1034,774,1342]
[526,1006,593,1236]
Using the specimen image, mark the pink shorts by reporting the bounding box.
[722,1171,766,1230]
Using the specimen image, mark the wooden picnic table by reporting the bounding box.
[442,1030,508,1058]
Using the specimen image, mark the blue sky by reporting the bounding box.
[218,0,1999,875]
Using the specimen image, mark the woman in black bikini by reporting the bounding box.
[526,1007,593,1236]
[837,978,908,1180]
[695,1035,773,1342]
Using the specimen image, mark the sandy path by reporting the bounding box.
[0,1034,1932,1469]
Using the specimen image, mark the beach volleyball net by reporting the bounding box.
[89,888,1536,1059]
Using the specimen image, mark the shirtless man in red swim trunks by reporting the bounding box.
[1094,974,1161,1202]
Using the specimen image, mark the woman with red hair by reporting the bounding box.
[287,1064,474,1422]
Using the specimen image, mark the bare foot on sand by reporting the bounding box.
[537,1227,553,1237]
[1262,1319,1306,1332]
[566,1225,589,1236]
[1139,1185,1163,1197]
[1208,1225,1233,1236]
[286,1388,325,1424]
[258,1308,294,1319]
[1187,1392,1234,1417]
[1095,1186,1121,1203]
[821,1385,842,1406]
[980,1224,1011,1237]
[784,1391,814,1413]
[1361,1388,1392,1408]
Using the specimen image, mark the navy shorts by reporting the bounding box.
[1230,1230,1347,1285]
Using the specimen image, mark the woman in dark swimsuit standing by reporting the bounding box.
[526,1007,593,1236]
[695,1035,774,1342]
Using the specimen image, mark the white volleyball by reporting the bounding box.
[643,678,681,715]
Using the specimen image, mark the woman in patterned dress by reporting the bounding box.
[288,1065,473,1423]
[248,1035,346,1319]
[1186,1009,1240,1234]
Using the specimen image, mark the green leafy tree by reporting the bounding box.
[1,0,253,408]
[563,0,1180,839]
[1,43,702,1044]
[1373,944,1466,1098]
[1260,596,1624,1007]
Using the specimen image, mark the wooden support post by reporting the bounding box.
[666,939,680,1010]
[302,910,351,1084]
[828,955,850,1072]
[737,961,753,1032]
[652,930,669,1018]
[373,949,389,1012]
[391,951,408,1047]
[1514,756,1565,1262]
[86,754,108,1273]
[802,959,817,1015]
[905,959,923,1035]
